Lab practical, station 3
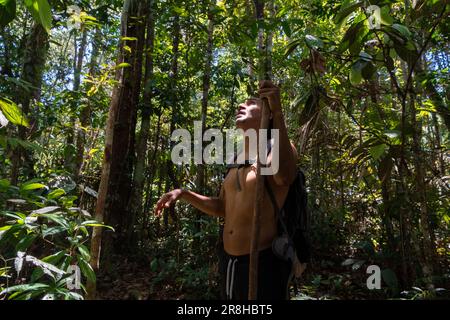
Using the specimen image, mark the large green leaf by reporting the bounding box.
[31,250,66,282]
[334,1,364,25]
[20,182,46,191]
[392,23,411,39]
[370,144,387,161]
[78,258,96,283]
[77,244,90,261]
[0,283,49,296]
[349,60,364,85]
[0,97,29,127]
[24,0,52,33]
[46,188,66,200]
[0,0,16,27]
[15,234,37,252]
[380,6,393,26]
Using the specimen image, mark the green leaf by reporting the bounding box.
[42,225,66,237]
[31,250,66,282]
[77,244,90,261]
[47,188,66,200]
[1,283,49,296]
[116,62,131,69]
[15,234,36,251]
[24,0,52,33]
[380,6,393,26]
[334,1,364,25]
[0,97,29,127]
[37,213,69,228]
[80,220,115,231]
[392,24,411,39]
[305,34,323,49]
[350,61,364,85]
[78,258,96,283]
[370,144,387,161]
[0,178,10,189]
[362,62,376,80]
[339,21,363,53]
[0,0,16,27]
[31,206,60,214]
[20,182,46,191]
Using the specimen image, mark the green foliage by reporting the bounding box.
[0,0,16,27]
[0,179,112,300]
[0,0,448,300]
[0,97,29,127]
[23,0,52,33]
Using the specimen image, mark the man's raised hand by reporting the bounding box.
[258,80,282,114]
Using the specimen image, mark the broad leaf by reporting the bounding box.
[369,144,387,161]
[24,0,52,33]
[0,0,16,27]
[0,97,29,127]
[78,258,96,283]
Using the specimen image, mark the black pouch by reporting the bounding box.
[272,234,295,262]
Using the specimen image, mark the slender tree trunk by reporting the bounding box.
[193,4,215,249]
[249,0,272,300]
[10,22,49,184]
[65,29,88,175]
[410,94,435,288]
[87,0,146,299]
[164,13,181,225]
[143,110,162,227]
[75,27,102,182]
[197,6,214,200]
[127,0,155,247]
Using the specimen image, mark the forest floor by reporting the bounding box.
[96,255,184,300]
[94,253,400,300]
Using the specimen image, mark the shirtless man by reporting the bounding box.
[154,80,301,300]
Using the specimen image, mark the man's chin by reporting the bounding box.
[235,118,244,128]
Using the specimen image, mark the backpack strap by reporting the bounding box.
[225,139,273,192]
[264,177,290,238]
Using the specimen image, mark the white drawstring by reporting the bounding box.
[226,258,238,299]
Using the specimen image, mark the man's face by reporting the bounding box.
[235,98,262,130]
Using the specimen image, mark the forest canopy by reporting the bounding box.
[0,0,449,300]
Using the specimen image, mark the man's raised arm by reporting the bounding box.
[259,81,298,186]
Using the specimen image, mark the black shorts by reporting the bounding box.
[218,247,292,300]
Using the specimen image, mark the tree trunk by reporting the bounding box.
[65,29,88,175]
[409,94,435,288]
[10,22,49,184]
[75,27,102,182]
[127,0,155,247]
[249,0,272,300]
[163,13,181,225]
[87,0,146,299]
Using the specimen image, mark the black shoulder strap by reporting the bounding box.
[264,177,290,236]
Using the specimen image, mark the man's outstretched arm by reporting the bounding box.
[154,186,225,217]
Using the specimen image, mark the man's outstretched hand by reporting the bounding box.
[258,80,282,115]
[154,189,183,216]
